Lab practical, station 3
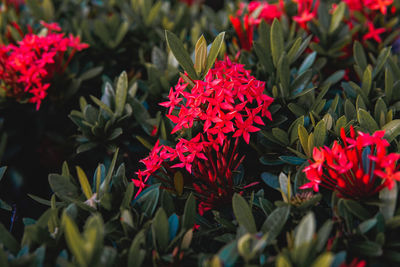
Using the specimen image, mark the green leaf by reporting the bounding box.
[343,199,371,220]
[152,208,169,251]
[48,174,79,200]
[358,108,379,133]
[311,253,334,267]
[354,41,367,71]
[351,241,383,257]
[361,66,372,96]
[100,148,119,197]
[358,218,377,234]
[135,184,160,218]
[62,213,86,267]
[0,166,6,182]
[165,30,198,79]
[279,172,291,201]
[373,47,391,79]
[0,199,11,211]
[115,71,128,117]
[232,193,257,233]
[76,166,93,200]
[181,229,193,249]
[121,182,134,209]
[294,212,315,247]
[128,230,146,267]
[278,54,290,96]
[261,206,290,243]
[313,120,326,147]
[272,127,289,145]
[90,95,114,116]
[298,125,309,157]
[329,2,346,33]
[194,35,207,76]
[380,183,397,220]
[205,32,225,76]
[276,254,292,267]
[382,120,400,143]
[0,223,19,254]
[182,193,196,230]
[79,66,103,81]
[385,67,393,101]
[287,37,302,64]
[271,19,284,67]
[316,220,333,251]
[298,51,316,75]
[254,41,273,74]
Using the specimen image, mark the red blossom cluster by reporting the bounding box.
[134,57,273,205]
[160,57,273,145]
[342,0,395,44]
[230,0,395,51]
[292,0,319,29]
[0,21,89,109]
[230,0,283,50]
[301,126,400,199]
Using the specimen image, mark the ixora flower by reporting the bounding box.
[301,126,400,199]
[160,56,273,145]
[134,57,273,206]
[230,1,283,50]
[292,0,320,29]
[0,21,89,109]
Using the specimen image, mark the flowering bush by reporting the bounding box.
[302,126,400,199]
[1,0,400,266]
[0,21,88,109]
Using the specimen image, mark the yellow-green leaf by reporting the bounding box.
[76,166,93,200]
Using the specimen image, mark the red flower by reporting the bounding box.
[0,21,88,109]
[364,0,393,14]
[134,57,272,208]
[339,258,366,267]
[363,21,386,43]
[230,1,283,50]
[293,0,319,29]
[229,14,254,51]
[301,126,400,199]
[160,57,273,145]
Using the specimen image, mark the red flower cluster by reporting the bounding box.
[160,57,273,145]
[345,0,393,15]
[134,133,210,197]
[134,57,273,203]
[0,21,89,109]
[343,0,394,44]
[301,126,400,199]
[230,1,283,50]
[292,0,320,29]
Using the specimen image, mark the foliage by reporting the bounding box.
[1,0,400,266]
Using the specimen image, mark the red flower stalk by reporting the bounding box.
[301,126,400,199]
[293,0,319,29]
[229,14,254,51]
[191,137,245,215]
[0,21,89,109]
[160,57,273,145]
